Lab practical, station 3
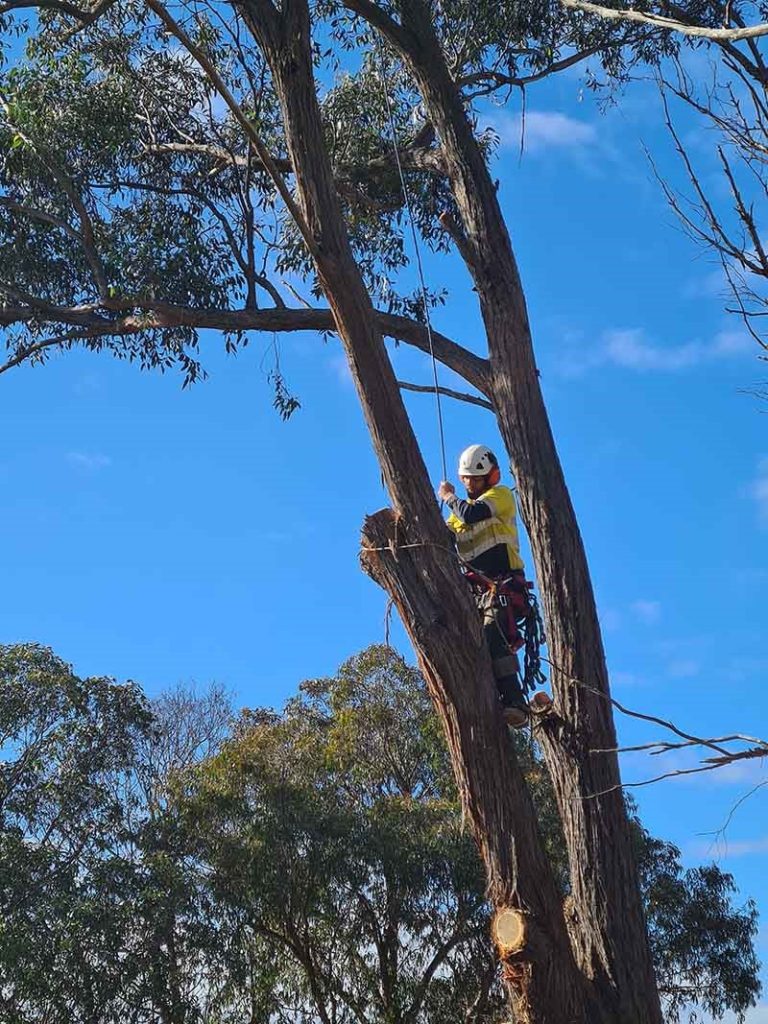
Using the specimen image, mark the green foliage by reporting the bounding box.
[0,643,153,1023]
[0,650,223,1024]
[638,828,761,1023]
[0,642,760,1023]
[179,644,499,1023]
[0,0,674,383]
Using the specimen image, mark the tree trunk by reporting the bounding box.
[357,3,662,1020]
[236,1,588,1019]
[360,511,584,1023]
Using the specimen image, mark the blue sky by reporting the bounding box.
[2,34,768,1018]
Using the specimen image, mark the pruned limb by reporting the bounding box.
[560,0,768,40]
[492,908,528,957]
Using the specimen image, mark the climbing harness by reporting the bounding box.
[463,567,547,697]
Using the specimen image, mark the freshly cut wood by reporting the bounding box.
[493,907,528,957]
[530,692,553,715]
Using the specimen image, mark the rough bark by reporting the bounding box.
[235,1,587,1018]
[360,511,584,1023]
[344,2,663,1020]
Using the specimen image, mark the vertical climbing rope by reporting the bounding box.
[374,36,448,483]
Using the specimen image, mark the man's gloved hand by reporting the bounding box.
[437,481,455,501]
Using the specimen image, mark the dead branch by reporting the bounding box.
[541,657,768,798]
[397,379,493,409]
[560,0,768,40]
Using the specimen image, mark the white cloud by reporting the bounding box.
[487,110,597,154]
[554,326,755,377]
[749,456,768,524]
[683,267,728,299]
[688,834,768,863]
[631,599,661,624]
[600,608,622,632]
[611,670,639,687]
[724,654,768,683]
[689,758,768,788]
[328,354,353,388]
[709,329,754,355]
[712,836,768,857]
[604,329,702,371]
[717,1006,768,1024]
[66,452,111,471]
[666,658,700,679]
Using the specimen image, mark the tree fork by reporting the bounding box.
[349,2,663,1018]
[235,2,587,1016]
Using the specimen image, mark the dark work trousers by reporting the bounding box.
[474,585,526,710]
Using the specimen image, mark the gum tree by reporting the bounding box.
[1,2,671,1019]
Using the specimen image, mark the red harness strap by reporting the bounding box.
[464,570,533,652]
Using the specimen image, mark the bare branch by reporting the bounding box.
[144,138,447,180]
[397,379,493,409]
[143,141,291,173]
[457,46,604,93]
[0,333,77,375]
[560,0,768,40]
[540,657,768,797]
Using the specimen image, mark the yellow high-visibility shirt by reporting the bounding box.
[446,484,524,573]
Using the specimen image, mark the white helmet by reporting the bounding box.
[458,444,499,477]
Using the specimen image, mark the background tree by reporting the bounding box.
[0,642,760,1022]
[0,646,231,1024]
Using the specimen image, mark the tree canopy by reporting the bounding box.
[0,642,760,1023]
[0,0,667,382]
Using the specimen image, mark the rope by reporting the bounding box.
[374,37,448,483]
[522,589,547,693]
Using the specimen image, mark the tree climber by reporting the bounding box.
[438,445,530,728]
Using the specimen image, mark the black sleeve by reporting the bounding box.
[445,494,494,524]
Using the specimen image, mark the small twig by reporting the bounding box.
[699,779,768,842]
[544,657,735,757]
